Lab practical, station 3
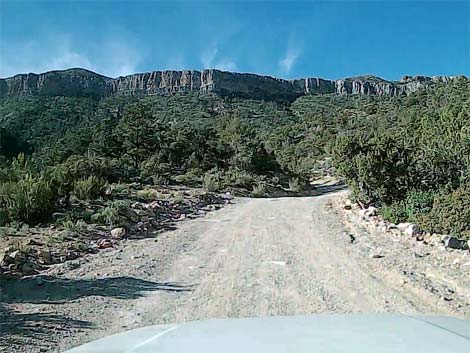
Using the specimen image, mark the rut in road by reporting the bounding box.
[4,189,469,353]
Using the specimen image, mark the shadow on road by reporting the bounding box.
[0,276,194,350]
[261,182,347,199]
[0,302,92,349]
[1,276,194,304]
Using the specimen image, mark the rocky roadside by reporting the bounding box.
[332,194,470,313]
[341,197,470,252]
[0,185,227,280]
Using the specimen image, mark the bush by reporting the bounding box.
[331,133,416,204]
[73,175,104,200]
[402,191,434,221]
[173,169,202,186]
[91,200,128,227]
[222,168,255,189]
[288,177,302,192]
[0,174,57,225]
[251,182,267,197]
[379,201,408,224]
[416,185,470,238]
[136,188,158,201]
[61,219,88,234]
[203,172,220,192]
[379,190,435,224]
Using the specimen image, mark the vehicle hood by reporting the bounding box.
[63,314,470,353]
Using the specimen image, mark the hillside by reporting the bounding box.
[0,74,469,276]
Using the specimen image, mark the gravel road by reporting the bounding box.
[2,187,469,352]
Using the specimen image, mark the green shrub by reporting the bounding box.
[173,169,202,186]
[251,182,267,197]
[379,190,434,224]
[203,172,220,192]
[136,188,158,201]
[416,185,470,238]
[61,219,88,234]
[90,200,128,227]
[73,175,104,200]
[288,177,302,192]
[403,191,434,221]
[379,201,408,224]
[0,174,57,225]
[222,168,255,189]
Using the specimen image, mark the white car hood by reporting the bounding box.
[64,314,470,353]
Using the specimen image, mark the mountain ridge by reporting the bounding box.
[0,68,465,101]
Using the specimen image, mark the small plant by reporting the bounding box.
[109,183,130,197]
[203,172,220,192]
[151,174,170,186]
[136,188,158,201]
[379,201,407,224]
[61,219,88,234]
[91,200,127,227]
[251,182,267,198]
[73,175,104,201]
[288,177,302,192]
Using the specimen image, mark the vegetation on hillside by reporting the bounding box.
[0,77,468,238]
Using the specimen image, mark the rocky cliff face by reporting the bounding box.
[0,68,464,101]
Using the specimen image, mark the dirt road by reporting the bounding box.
[2,187,469,352]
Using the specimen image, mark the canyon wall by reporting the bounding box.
[0,68,463,101]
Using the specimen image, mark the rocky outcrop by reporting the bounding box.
[0,68,465,101]
[0,68,111,98]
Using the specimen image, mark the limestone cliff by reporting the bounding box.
[0,68,464,101]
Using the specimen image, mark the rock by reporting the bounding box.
[98,239,114,249]
[27,239,44,246]
[359,206,377,220]
[344,199,352,210]
[38,249,52,265]
[2,68,461,100]
[111,227,126,239]
[119,207,139,223]
[442,235,466,250]
[405,224,418,236]
[396,223,418,236]
[8,250,20,260]
[66,250,79,260]
[370,253,384,259]
[365,206,377,217]
[377,221,388,232]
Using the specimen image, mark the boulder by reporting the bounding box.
[110,227,126,239]
[397,223,418,236]
[359,206,377,220]
[442,235,466,250]
[344,199,352,210]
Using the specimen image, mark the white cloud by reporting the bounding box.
[0,35,142,78]
[278,40,302,75]
[201,46,218,68]
[213,59,237,72]
[200,43,237,72]
[49,48,93,71]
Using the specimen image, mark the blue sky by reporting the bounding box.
[0,1,469,80]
